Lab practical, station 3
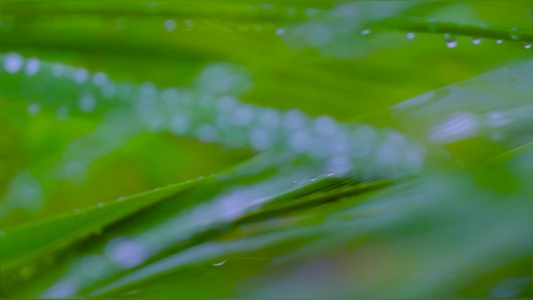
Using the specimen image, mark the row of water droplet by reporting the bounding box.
[361,29,532,49]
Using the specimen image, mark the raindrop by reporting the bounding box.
[118,196,126,201]
[525,43,532,49]
[284,109,306,130]
[184,20,193,28]
[510,27,519,40]
[314,115,337,137]
[289,129,314,153]
[250,128,272,151]
[105,238,148,269]
[72,68,89,84]
[472,38,482,45]
[326,172,334,176]
[217,95,237,112]
[25,58,40,76]
[212,259,227,266]
[496,39,503,44]
[79,95,96,112]
[231,106,254,127]
[196,124,218,143]
[445,39,458,48]
[310,177,317,182]
[405,32,416,39]
[360,29,371,35]
[101,83,116,99]
[170,115,191,135]
[92,72,108,86]
[275,28,286,36]
[164,19,176,32]
[3,52,23,73]
[27,103,41,116]
[51,64,64,77]
[258,109,280,129]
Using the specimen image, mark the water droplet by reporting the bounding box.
[249,128,272,151]
[525,43,532,49]
[105,238,148,269]
[284,109,306,130]
[170,115,191,135]
[445,39,458,48]
[360,29,371,35]
[3,52,23,73]
[275,28,286,36]
[27,103,41,116]
[326,172,334,176]
[405,32,416,39]
[196,125,218,143]
[51,64,64,77]
[472,38,482,45]
[25,58,40,76]
[310,177,317,182]
[79,94,96,112]
[164,19,176,31]
[97,202,105,206]
[72,68,89,84]
[184,20,193,28]
[212,259,227,266]
[314,115,337,137]
[496,39,502,44]
[118,196,126,201]
[92,72,108,86]
[231,106,254,127]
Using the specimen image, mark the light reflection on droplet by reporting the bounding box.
[496,39,503,44]
[446,40,458,48]
[405,32,416,39]
[472,38,482,45]
[360,29,371,35]
[212,259,227,266]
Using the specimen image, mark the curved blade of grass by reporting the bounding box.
[0,176,207,271]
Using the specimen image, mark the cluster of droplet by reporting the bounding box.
[1,52,426,182]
